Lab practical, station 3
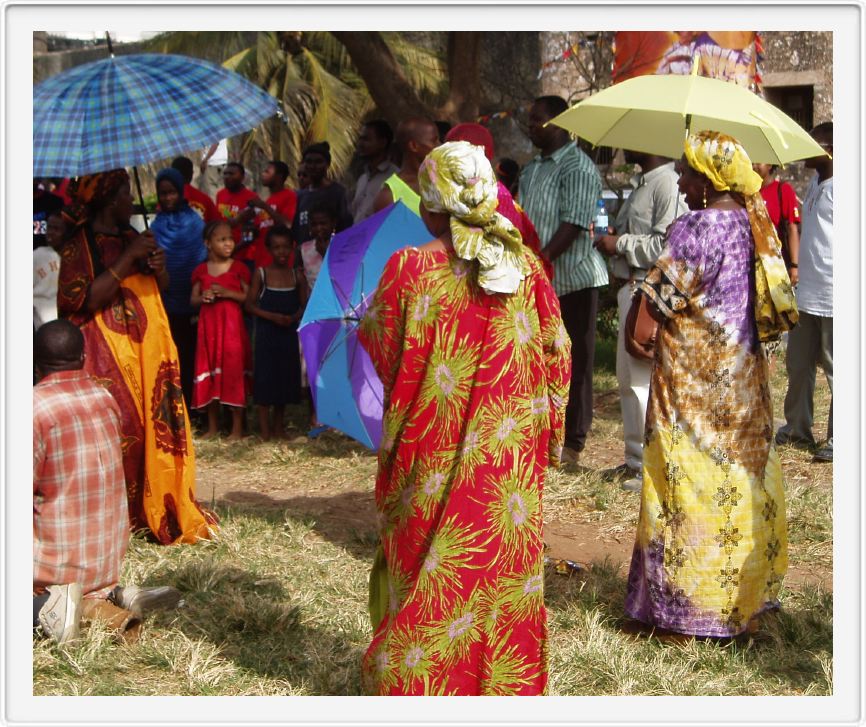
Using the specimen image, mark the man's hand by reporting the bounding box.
[593,234,620,257]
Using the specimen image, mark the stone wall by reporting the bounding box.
[33,41,148,84]
[761,31,832,199]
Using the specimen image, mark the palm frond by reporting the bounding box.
[298,47,367,177]
[383,33,448,104]
[303,31,354,74]
[142,32,256,64]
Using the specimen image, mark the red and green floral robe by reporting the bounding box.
[358,246,570,695]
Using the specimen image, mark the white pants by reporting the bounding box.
[616,282,653,471]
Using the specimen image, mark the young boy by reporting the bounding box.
[249,160,298,269]
[215,161,258,263]
[33,211,66,331]
[299,202,336,292]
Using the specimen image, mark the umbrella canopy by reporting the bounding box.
[34,53,279,177]
[299,202,431,450]
[549,66,827,165]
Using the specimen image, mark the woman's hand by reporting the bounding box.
[147,246,166,275]
[202,288,216,304]
[788,266,799,287]
[123,230,157,262]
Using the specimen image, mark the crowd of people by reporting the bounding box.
[33,96,833,695]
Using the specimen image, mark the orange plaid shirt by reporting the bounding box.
[33,370,129,597]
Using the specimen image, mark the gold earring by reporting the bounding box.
[702,186,708,208]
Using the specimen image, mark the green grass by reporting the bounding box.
[33,335,832,696]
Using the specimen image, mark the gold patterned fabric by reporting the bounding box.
[683,131,798,341]
[626,195,787,637]
[418,141,530,295]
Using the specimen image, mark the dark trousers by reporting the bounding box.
[34,592,49,627]
[167,313,198,412]
[559,286,600,452]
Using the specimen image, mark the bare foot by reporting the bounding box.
[225,433,244,442]
[199,431,220,440]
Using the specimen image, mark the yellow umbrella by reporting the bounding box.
[549,58,827,165]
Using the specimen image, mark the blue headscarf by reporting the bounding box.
[151,167,206,315]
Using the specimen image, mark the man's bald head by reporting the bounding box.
[35,319,85,374]
[396,117,440,153]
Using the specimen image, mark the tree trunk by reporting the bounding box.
[331,31,431,126]
[438,32,482,123]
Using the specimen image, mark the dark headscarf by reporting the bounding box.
[155,167,187,202]
[151,167,206,316]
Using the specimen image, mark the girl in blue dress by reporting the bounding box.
[245,225,307,440]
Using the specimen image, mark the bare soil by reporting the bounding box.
[200,417,832,594]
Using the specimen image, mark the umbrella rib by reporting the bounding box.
[331,269,365,322]
[319,325,350,365]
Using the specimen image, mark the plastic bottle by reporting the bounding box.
[595,198,608,234]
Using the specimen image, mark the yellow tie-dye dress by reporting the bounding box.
[625,207,788,637]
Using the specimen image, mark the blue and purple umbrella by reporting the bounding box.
[299,202,431,450]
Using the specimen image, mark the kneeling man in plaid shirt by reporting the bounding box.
[34,320,180,645]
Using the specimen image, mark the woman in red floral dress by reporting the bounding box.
[358,141,571,695]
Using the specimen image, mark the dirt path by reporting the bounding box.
[203,452,831,593]
[543,518,830,592]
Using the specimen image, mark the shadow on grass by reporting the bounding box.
[216,490,379,562]
[146,557,366,694]
[544,558,832,694]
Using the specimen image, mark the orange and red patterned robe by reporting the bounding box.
[57,224,216,544]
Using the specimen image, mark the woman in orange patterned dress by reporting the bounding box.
[358,141,571,695]
[56,169,216,544]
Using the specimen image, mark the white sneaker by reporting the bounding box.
[38,583,83,645]
[621,473,643,492]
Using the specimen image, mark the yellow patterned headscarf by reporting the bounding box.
[418,141,529,294]
[684,131,798,342]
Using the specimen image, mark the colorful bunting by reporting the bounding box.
[754,32,764,95]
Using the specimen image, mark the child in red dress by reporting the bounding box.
[191,221,252,439]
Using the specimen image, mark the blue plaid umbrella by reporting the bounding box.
[34,53,279,177]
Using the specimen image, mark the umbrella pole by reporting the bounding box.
[132,166,149,230]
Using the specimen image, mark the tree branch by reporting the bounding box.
[331,31,431,126]
[438,32,482,122]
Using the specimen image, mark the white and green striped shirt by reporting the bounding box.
[519,142,609,296]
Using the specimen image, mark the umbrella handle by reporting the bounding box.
[132,166,149,230]
[748,111,789,151]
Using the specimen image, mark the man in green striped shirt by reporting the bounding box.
[519,95,608,463]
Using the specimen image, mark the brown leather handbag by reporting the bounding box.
[624,291,659,362]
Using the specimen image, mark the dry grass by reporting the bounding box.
[33,335,832,696]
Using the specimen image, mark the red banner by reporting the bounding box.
[614,32,756,87]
